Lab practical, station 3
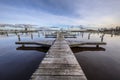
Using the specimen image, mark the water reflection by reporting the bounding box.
[1,31,120,80]
[0,32,47,80]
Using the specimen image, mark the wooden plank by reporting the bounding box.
[31,76,87,80]
[15,40,53,46]
[68,41,106,47]
[45,34,76,38]
[30,33,87,80]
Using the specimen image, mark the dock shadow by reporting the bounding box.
[16,46,50,53]
[71,47,106,53]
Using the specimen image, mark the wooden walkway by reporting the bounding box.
[30,33,87,80]
[67,40,106,47]
[15,40,53,47]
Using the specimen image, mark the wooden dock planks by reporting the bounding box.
[15,40,53,47]
[30,33,87,80]
[67,40,106,47]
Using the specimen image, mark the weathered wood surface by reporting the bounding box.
[45,34,76,38]
[15,40,53,46]
[67,40,106,47]
[30,33,87,80]
[15,38,106,48]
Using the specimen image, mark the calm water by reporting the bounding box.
[0,32,51,80]
[73,32,120,80]
[0,32,120,80]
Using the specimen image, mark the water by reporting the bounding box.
[0,32,120,80]
[0,33,50,80]
[72,32,120,80]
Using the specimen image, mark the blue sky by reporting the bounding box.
[0,0,120,27]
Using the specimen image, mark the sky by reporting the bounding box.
[0,0,120,27]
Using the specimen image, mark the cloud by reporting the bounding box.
[0,4,78,26]
[0,0,120,27]
[75,0,120,25]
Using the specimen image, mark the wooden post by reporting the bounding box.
[6,32,8,36]
[82,32,84,38]
[101,34,105,42]
[96,44,99,48]
[38,32,40,37]
[22,44,25,47]
[88,33,91,40]
[31,33,33,40]
[17,35,21,41]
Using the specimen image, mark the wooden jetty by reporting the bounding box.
[30,33,87,80]
[67,40,106,47]
[45,33,76,38]
[15,40,53,47]
[15,32,107,80]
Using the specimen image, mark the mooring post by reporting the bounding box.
[31,33,33,40]
[38,31,40,37]
[22,44,25,47]
[88,33,91,40]
[96,44,99,48]
[17,35,21,41]
[6,32,8,36]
